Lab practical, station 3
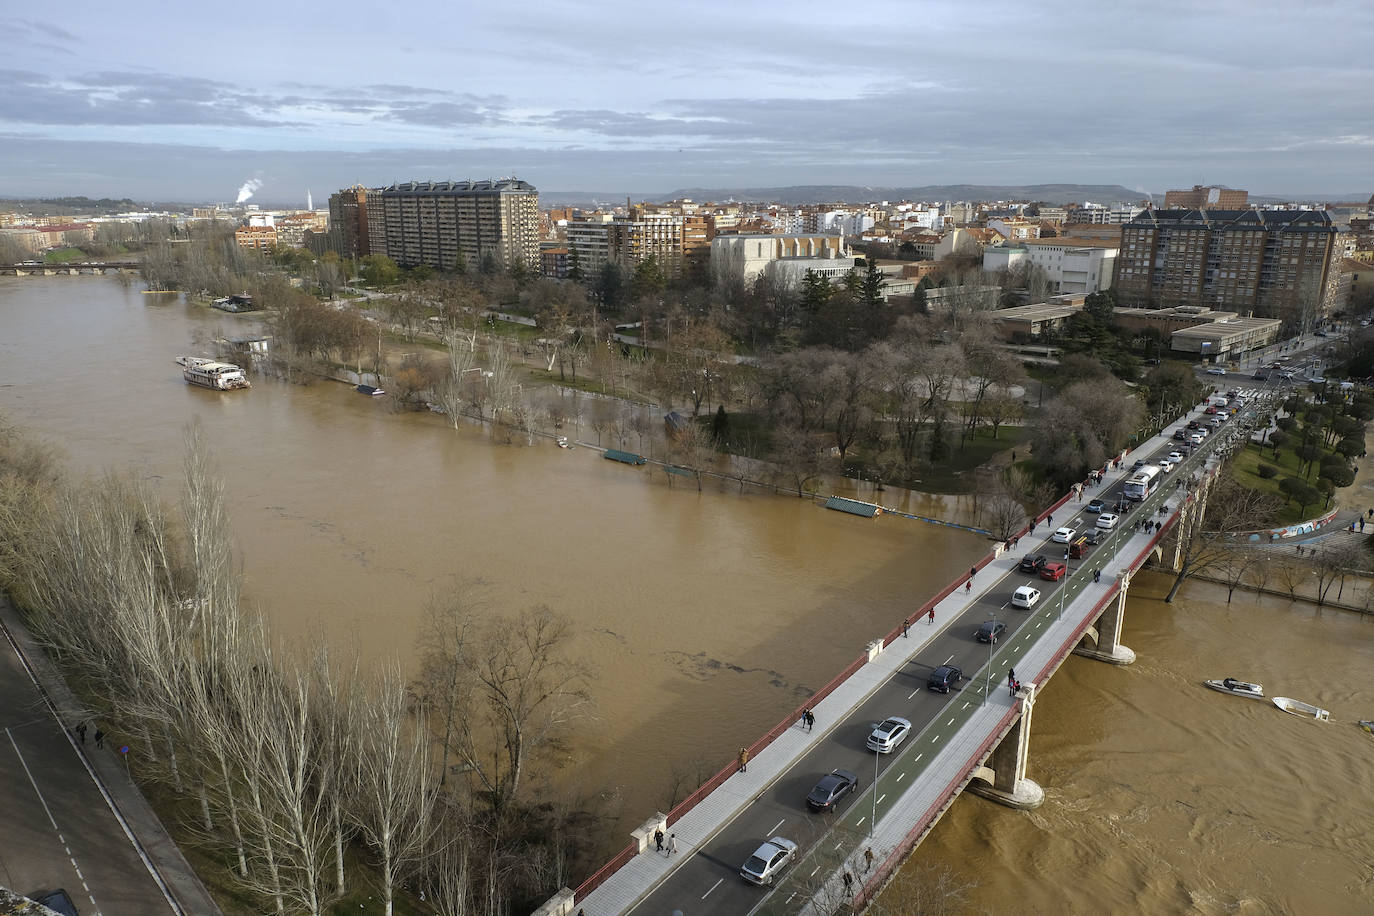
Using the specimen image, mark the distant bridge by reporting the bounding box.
[0,261,142,277]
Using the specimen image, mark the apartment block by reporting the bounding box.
[1115,209,1336,322]
[1164,185,1249,209]
[235,225,277,252]
[371,179,539,272]
[609,212,684,277]
[328,185,377,260]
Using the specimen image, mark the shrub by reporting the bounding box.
[1257,464,1279,479]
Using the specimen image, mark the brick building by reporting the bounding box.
[1116,209,1336,325]
[1163,185,1249,209]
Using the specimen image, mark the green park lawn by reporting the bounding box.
[1232,441,1333,525]
[43,247,87,264]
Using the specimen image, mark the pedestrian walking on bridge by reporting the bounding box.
[928,608,935,625]
[738,747,748,773]
[864,847,874,872]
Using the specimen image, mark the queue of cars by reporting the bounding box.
[739,379,1273,893]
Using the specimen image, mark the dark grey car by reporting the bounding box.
[806,769,859,812]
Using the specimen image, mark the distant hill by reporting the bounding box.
[650,183,1154,206]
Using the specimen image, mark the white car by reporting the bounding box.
[1051,527,1076,543]
[1206,367,1227,375]
[1096,513,1119,531]
[1167,451,1184,463]
[867,716,912,753]
[741,836,799,885]
[1188,433,1205,445]
[1158,459,1174,472]
[1011,585,1041,609]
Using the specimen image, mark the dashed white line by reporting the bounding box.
[768,818,785,835]
[877,794,886,804]
[855,817,866,827]
[907,689,919,699]
[810,866,821,877]
[896,771,907,782]
[702,878,723,900]
[914,753,923,763]
[946,717,955,726]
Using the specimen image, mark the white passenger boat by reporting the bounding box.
[1272,697,1330,721]
[1203,678,1264,699]
[176,356,250,390]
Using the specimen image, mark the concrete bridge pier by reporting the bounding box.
[1072,571,1137,665]
[968,683,1045,810]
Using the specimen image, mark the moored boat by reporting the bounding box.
[176,356,250,390]
[1358,720,1373,734]
[1204,678,1264,699]
[1272,697,1330,721]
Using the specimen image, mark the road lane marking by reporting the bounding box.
[855,817,866,827]
[946,717,954,726]
[942,654,954,665]
[896,771,906,782]
[907,689,919,699]
[6,728,101,916]
[768,818,785,835]
[810,866,820,876]
[877,794,886,804]
[702,878,723,900]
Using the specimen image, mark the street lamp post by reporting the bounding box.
[871,748,879,836]
[982,607,996,707]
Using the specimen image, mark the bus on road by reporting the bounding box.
[1124,464,1162,501]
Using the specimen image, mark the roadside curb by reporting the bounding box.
[0,596,222,916]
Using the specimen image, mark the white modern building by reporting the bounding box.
[983,240,1117,295]
[710,233,852,284]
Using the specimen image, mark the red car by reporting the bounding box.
[1039,561,1067,581]
[1204,406,1218,415]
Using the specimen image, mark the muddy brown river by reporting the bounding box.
[4,277,1372,914]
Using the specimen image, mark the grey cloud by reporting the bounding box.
[15,19,78,43]
[381,99,509,127]
[0,70,286,127]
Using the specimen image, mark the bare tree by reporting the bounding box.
[356,667,437,916]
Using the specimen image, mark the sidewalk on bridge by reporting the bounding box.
[576,451,1156,915]
[0,596,222,916]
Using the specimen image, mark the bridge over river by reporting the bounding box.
[0,260,141,276]
[538,381,1281,916]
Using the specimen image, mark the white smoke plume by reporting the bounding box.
[235,178,263,205]
[1134,184,1154,205]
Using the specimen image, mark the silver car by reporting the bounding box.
[866,716,912,753]
[741,836,799,885]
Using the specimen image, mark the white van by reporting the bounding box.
[1011,586,1041,609]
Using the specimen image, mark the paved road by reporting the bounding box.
[0,609,194,915]
[626,383,1282,915]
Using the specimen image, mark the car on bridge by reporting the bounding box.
[1051,526,1076,543]
[927,665,964,693]
[1168,451,1184,463]
[1039,561,1067,581]
[867,716,912,753]
[1086,498,1105,513]
[740,836,799,885]
[1158,458,1175,472]
[806,769,860,811]
[1172,428,1189,440]
[975,620,1007,643]
[1207,367,1227,375]
[1011,585,1041,609]
[1096,513,1120,531]
[747,834,802,884]
[1019,554,1047,573]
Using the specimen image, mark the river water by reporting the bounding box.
[6,278,1371,914]
[0,277,985,830]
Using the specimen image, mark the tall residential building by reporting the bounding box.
[1115,209,1336,322]
[1163,185,1249,209]
[328,185,377,260]
[371,179,539,272]
[609,212,684,277]
[566,212,614,277]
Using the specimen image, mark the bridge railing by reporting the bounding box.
[856,576,1129,907]
[572,470,1126,903]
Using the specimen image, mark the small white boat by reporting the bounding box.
[555,436,572,449]
[1357,720,1373,734]
[1272,697,1330,721]
[1204,678,1264,699]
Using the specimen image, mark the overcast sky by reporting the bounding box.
[2,0,1371,204]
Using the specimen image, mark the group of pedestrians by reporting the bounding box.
[652,827,678,856]
[1133,519,1163,534]
[799,708,815,731]
[72,720,104,748]
[1008,668,1022,698]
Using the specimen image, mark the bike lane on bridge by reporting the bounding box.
[573,386,1275,916]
